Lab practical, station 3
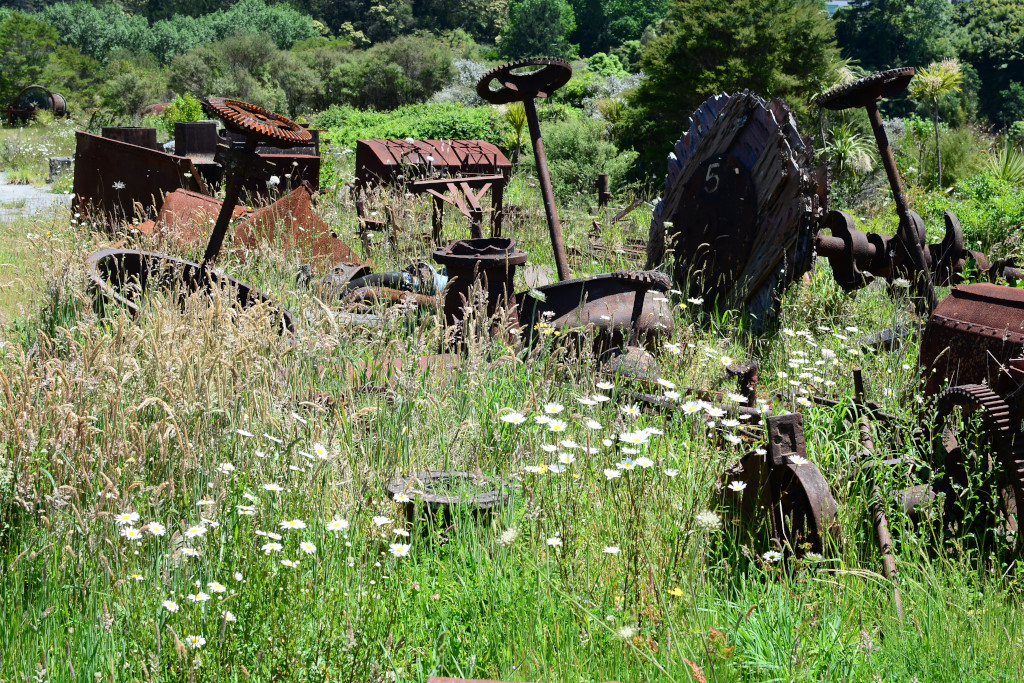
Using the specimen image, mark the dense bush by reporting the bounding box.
[314,102,505,149]
[327,35,456,111]
[39,0,318,65]
[0,12,59,106]
[160,93,204,138]
[917,172,1024,252]
[528,115,638,202]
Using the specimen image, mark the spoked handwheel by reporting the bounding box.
[476,57,573,104]
[931,384,1023,543]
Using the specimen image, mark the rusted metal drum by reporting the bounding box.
[920,283,1024,396]
[86,248,295,335]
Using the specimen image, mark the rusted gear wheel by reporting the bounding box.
[932,384,1022,539]
[476,57,573,104]
[609,269,672,293]
[202,97,311,147]
[725,451,840,556]
[816,67,916,111]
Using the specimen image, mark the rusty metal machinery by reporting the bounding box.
[4,85,67,124]
[72,130,208,225]
[433,237,528,346]
[924,384,1024,543]
[355,139,512,241]
[646,91,825,332]
[200,98,311,267]
[86,248,296,335]
[919,283,1024,397]
[478,57,574,281]
[816,68,937,315]
[723,412,841,557]
[516,269,674,354]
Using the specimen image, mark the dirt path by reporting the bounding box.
[0,172,72,221]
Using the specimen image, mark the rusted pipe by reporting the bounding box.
[523,98,570,281]
[347,286,438,310]
[854,367,903,620]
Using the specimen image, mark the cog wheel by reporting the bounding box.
[202,97,311,147]
[816,67,916,111]
[476,57,572,104]
[932,384,1022,539]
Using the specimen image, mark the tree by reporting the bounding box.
[497,0,576,59]
[618,0,838,166]
[954,0,1024,126]
[835,0,957,74]
[908,58,963,187]
[0,12,57,105]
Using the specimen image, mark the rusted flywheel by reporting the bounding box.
[202,97,311,147]
[931,384,1023,539]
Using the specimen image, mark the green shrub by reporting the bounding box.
[326,35,455,111]
[587,52,626,77]
[160,93,204,138]
[528,115,638,203]
[917,171,1024,251]
[550,70,602,109]
[314,103,504,149]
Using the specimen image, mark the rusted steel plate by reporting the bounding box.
[920,283,1024,396]
[234,182,365,267]
[72,131,207,225]
[355,139,511,187]
[141,189,249,244]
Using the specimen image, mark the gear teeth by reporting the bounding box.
[202,97,311,147]
[816,67,916,110]
[934,383,1022,530]
[476,56,572,105]
[610,269,672,292]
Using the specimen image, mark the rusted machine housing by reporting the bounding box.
[72,130,207,226]
[920,283,1024,396]
[174,121,322,197]
[355,139,512,238]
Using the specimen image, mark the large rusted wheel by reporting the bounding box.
[201,97,311,147]
[646,92,826,332]
[476,57,573,104]
[930,384,1023,543]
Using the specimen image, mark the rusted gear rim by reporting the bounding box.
[202,97,311,147]
[815,67,916,110]
[934,383,1023,527]
[609,269,672,292]
[476,56,573,104]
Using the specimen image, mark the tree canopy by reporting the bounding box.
[619,0,838,166]
[834,0,957,74]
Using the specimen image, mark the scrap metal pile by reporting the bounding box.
[74,60,1024,571]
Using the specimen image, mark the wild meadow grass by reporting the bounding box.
[0,154,1022,682]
